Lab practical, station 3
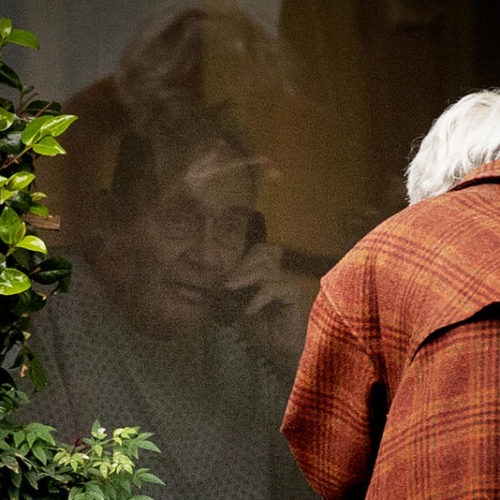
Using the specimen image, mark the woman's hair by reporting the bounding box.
[406,88,500,204]
[116,2,293,128]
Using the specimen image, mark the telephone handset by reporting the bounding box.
[213,211,267,325]
[244,210,267,251]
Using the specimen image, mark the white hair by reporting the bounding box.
[406,88,500,204]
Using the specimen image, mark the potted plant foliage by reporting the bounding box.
[0,17,164,499]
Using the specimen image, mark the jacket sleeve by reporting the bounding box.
[281,288,386,499]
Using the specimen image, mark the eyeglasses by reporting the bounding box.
[161,198,253,249]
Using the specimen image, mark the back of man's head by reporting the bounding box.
[406,88,500,204]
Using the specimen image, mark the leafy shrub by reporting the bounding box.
[0,17,164,499]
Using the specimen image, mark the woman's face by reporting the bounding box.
[111,148,256,336]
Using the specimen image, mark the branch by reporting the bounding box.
[23,213,61,230]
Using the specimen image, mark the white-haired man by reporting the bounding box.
[281,89,500,499]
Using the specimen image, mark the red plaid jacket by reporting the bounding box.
[282,162,500,499]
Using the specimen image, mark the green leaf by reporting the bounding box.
[14,389,29,405]
[99,462,109,479]
[13,430,25,448]
[0,61,22,92]
[31,441,47,464]
[21,114,77,148]
[0,454,19,473]
[6,171,35,191]
[136,471,166,486]
[26,431,37,449]
[0,18,12,39]
[24,422,56,445]
[130,496,154,500]
[24,469,39,490]
[84,484,106,500]
[100,483,118,500]
[32,135,66,156]
[0,268,31,295]
[0,187,14,203]
[10,288,47,314]
[19,441,30,455]
[20,115,51,146]
[39,114,78,137]
[6,29,40,49]
[0,207,26,245]
[28,203,49,218]
[115,426,138,439]
[28,354,46,392]
[55,272,72,294]
[137,431,154,440]
[0,107,15,131]
[68,487,84,500]
[15,235,47,254]
[91,420,104,437]
[30,191,47,201]
[137,440,161,453]
[30,256,72,285]
[93,443,103,457]
[9,468,22,489]
[145,473,166,486]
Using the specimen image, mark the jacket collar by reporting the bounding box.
[450,160,500,192]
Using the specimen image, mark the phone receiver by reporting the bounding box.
[244,210,267,251]
[213,211,267,325]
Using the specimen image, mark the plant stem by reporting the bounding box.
[0,145,32,172]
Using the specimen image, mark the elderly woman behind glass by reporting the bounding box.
[24,2,317,496]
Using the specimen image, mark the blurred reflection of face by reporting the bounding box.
[116,148,255,337]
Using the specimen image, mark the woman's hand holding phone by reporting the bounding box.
[225,243,306,373]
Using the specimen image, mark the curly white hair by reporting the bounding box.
[406,88,500,204]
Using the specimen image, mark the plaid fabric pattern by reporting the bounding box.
[282,162,500,499]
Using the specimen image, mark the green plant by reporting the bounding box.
[0,17,164,498]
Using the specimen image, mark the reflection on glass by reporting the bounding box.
[23,2,317,498]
